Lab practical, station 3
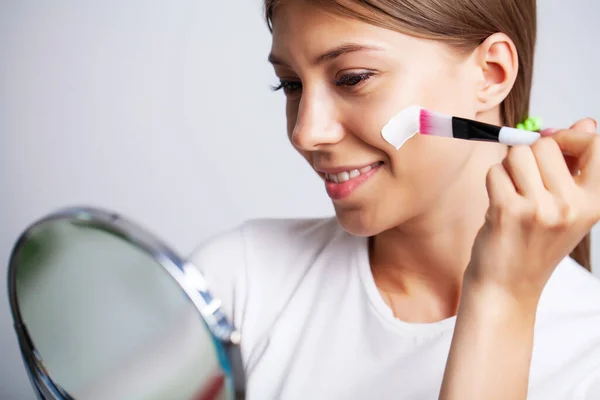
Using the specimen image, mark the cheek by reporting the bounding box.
[419,79,478,120]
[342,88,474,183]
[415,62,480,119]
[342,66,478,162]
[395,138,473,176]
[378,139,475,223]
[337,83,412,153]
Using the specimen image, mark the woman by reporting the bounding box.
[191,0,600,398]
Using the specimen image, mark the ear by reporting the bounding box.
[474,33,519,114]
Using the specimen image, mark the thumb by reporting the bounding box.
[569,117,597,133]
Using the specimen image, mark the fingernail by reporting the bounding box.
[591,118,598,131]
[540,128,558,136]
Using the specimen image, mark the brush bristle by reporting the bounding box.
[419,109,453,138]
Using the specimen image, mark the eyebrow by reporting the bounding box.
[268,43,384,66]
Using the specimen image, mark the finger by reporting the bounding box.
[541,131,582,173]
[486,163,520,208]
[540,118,596,137]
[551,130,600,184]
[540,128,558,137]
[569,118,597,133]
[502,145,546,199]
[540,118,596,175]
[531,137,576,197]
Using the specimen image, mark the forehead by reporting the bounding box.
[269,1,457,67]
[271,2,400,57]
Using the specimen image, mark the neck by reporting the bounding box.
[370,142,507,321]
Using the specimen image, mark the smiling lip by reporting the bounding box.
[318,162,383,200]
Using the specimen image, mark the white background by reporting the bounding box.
[1,1,599,398]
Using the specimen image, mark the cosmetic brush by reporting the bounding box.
[419,107,541,145]
[381,105,541,150]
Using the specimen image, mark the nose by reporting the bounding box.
[290,90,344,151]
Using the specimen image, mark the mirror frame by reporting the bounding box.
[7,206,240,399]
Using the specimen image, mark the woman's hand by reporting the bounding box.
[439,118,599,400]
[466,117,599,303]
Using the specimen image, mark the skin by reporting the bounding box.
[268,1,600,398]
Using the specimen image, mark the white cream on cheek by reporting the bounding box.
[380,104,422,150]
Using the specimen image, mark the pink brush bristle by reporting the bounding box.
[419,109,433,135]
[418,108,453,138]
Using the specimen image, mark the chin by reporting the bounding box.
[333,201,412,237]
[333,208,386,238]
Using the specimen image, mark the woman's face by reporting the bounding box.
[269,1,503,236]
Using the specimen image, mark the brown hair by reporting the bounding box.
[264,0,592,272]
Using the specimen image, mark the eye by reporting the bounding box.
[334,72,375,88]
[271,80,302,96]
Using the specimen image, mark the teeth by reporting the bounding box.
[325,162,382,183]
[338,171,350,182]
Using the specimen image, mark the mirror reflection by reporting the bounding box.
[12,216,232,400]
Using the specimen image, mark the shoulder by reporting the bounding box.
[188,216,344,276]
[237,216,347,273]
[187,216,345,322]
[187,216,350,382]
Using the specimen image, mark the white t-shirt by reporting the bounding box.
[189,217,600,400]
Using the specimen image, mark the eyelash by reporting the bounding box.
[271,72,375,95]
[333,72,374,87]
[271,80,302,94]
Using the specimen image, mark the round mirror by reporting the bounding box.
[7,207,240,400]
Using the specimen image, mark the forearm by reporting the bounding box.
[439,281,538,400]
